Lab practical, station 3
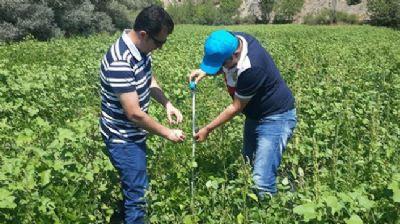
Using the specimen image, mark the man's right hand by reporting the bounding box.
[188,69,206,84]
[167,129,185,142]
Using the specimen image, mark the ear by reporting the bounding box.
[233,50,240,59]
[235,46,242,54]
[138,30,147,39]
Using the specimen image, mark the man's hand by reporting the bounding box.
[188,69,206,84]
[167,129,185,142]
[165,102,183,124]
[194,126,210,142]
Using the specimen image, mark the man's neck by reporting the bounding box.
[233,37,243,66]
[237,37,243,56]
[128,30,145,54]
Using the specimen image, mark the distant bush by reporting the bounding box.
[102,1,134,29]
[336,11,360,24]
[0,2,59,41]
[0,22,21,42]
[367,0,400,29]
[0,0,160,42]
[59,0,115,36]
[303,9,359,25]
[259,0,275,23]
[166,0,241,25]
[166,1,196,24]
[273,0,304,24]
[303,10,331,25]
[193,0,219,25]
[238,15,259,24]
[219,0,241,24]
[346,0,362,5]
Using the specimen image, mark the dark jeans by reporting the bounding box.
[105,140,148,224]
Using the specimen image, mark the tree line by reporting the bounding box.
[0,0,398,42]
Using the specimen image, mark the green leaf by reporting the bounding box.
[85,172,94,182]
[281,177,289,185]
[40,170,51,186]
[205,180,218,189]
[388,181,400,203]
[338,192,352,203]
[248,193,259,202]
[358,196,375,210]
[324,195,342,215]
[149,216,159,223]
[206,180,212,188]
[183,215,199,224]
[345,214,363,224]
[27,107,39,116]
[0,188,17,209]
[57,128,75,141]
[293,202,318,221]
[237,213,244,224]
[88,214,96,221]
[53,160,64,171]
[0,172,6,181]
[298,167,304,177]
[35,117,50,130]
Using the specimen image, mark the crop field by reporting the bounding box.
[0,25,399,223]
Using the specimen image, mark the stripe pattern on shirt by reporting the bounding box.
[100,30,152,143]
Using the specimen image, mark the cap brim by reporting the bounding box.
[200,57,223,75]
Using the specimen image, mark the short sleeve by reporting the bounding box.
[235,67,266,100]
[103,60,137,94]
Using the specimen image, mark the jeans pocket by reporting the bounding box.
[107,142,147,171]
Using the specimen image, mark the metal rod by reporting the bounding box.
[191,88,196,198]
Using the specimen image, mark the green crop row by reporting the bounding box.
[0,25,399,223]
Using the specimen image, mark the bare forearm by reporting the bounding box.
[150,87,170,107]
[150,75,170,107]
[127,110,170,138]
[206,104,240,132]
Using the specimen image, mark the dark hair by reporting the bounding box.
[134,5,174,36]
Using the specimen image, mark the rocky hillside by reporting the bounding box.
[295,0,368,22]
[162,0,369,23]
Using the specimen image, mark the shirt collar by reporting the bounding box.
[122,29,143,61]
[236,35,251,74]
[222,35,250,77]
[236,35,249,70]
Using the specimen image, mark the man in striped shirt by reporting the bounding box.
[99,5,185,223]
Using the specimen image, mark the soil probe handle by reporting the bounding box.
[189,81,196,91]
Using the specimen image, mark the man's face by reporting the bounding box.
[143,27,169,53]
[222,52,240,70]
[223,58,235,70]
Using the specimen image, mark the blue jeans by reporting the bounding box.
[105,140,148,224]
[242,109,297,197]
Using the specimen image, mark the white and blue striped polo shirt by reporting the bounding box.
[100,30,152,143]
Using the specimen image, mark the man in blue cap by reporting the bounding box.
[189,30,297,197]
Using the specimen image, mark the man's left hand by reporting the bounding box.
[165,102,183,124]
[194,127,210,142]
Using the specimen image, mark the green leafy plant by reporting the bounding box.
[0,24,399,223]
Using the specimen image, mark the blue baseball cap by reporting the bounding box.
[200,30,239,75]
